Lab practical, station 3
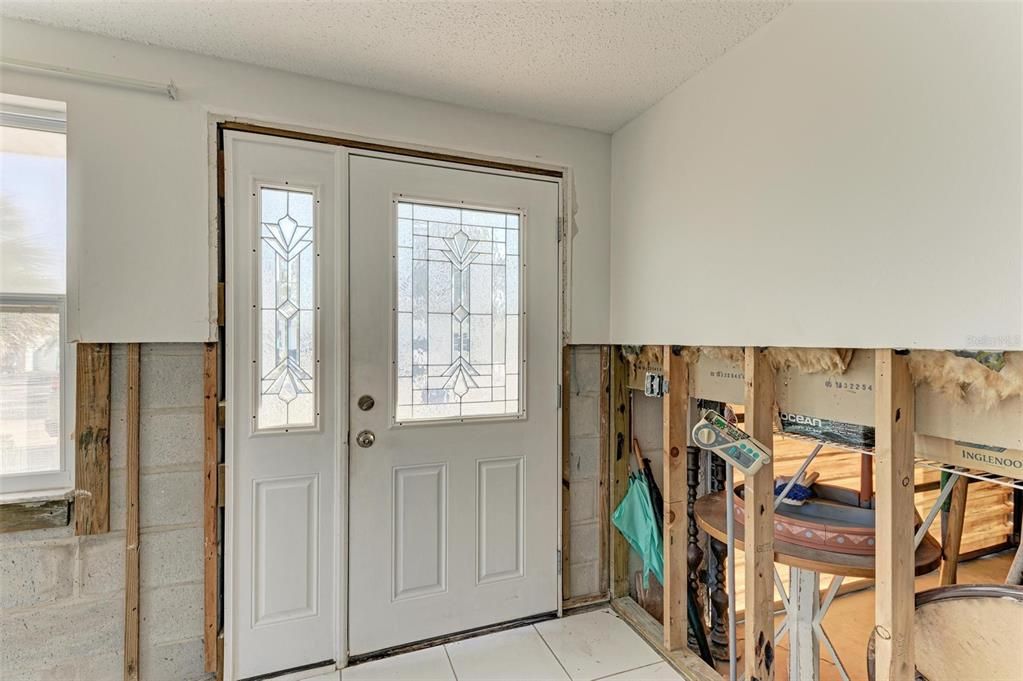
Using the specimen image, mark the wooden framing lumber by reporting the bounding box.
[938,474,968,585]
[610,347,632,598]
[0,495,71,533]
[874,349,916,681]
[662,346,688,650]
[124,344,141,681]
[203,343,219,673]
[598,346,611,595]
[562,345,572,601]
[743,347,776,681]
[612,598,720,681]
[75,343,111,535]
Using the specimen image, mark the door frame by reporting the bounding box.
[214,117,570,680]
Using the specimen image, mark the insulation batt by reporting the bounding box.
[908,350,1023,410]
[764,348,854,375]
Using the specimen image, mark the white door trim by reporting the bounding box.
[217,125,567,680]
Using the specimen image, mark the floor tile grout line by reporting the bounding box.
[532,623,575,681]
[589,660,665,681]
[442,642,459,681]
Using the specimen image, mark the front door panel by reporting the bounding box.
[225,132,343,679]
[347,155,560,654]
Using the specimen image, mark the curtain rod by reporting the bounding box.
[0,57,177,100]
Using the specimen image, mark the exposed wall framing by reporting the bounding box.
[607,344,1020,681]
[203,342,220,673]
[75,342,112,535]
[124,344,141,680]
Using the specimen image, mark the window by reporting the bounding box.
[256,186,318,431]
[394,200,524,424]
[0,95,72,494]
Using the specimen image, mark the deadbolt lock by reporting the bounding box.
[357,395,375,411]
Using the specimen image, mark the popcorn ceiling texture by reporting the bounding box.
[0,345,213,681]
[0,1,788,132]
[908,350,1023,410]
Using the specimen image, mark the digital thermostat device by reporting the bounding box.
[692,409,771,475]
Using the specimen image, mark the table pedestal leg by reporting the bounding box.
[789,567,820,681]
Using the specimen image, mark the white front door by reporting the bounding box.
[347,154,561,655]
[225,132,344,679]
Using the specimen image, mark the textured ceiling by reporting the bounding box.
[0,1,788,132]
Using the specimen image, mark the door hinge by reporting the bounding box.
[557,549,562,575]
[556,216,563,243]
[557,384,562,408]
[217,401,226,428]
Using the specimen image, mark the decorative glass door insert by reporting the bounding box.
[256,186,317,431]
[394,200,524,423]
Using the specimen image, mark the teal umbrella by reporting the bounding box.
[612,472,664,588]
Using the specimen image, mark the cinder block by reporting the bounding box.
[75,651,124,681]
[0,595,123,671]
[141,409,205,469]
[567,561,599,599]
[109,469,127,532]
[141,527,203,589]
[109,407,127,471]
[0,541,75,609]
[141,345,204,410]
[140,583,204,648]
[140,470,203,528]
[568,393,599,439]
[79,533,126,596]
[140,637,213,681]
[568,477,597,524]
[569,437,600,479]
[0,524,73,548]
[110,347,126,414]
[0,659,78,681]
[569,346,602,395]
[569,522,600,564]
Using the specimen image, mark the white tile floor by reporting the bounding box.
[336,609,682,681]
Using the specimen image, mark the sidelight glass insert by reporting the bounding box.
[256,187,317,431]
[395,200,523,423]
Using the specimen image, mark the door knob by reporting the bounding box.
[355,430,376,448]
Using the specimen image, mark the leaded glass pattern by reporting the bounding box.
[256,187,317,430]
[395,201,523,423]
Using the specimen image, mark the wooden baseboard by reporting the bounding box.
[611,597,719,681]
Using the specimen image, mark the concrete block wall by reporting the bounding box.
[0,344,213,681]
[566,346,605,599]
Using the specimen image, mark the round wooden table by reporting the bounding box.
[695,490,943,681]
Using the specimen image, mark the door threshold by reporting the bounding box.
[347,611,558,667]
[239,659,336,681]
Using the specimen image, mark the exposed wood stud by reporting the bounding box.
[874,349,916,681]
[75,343,111,536]
[939,474,968,585]
[204,343,219,673]
[743,347,775,681]
[598,346,612,595]
[561,345,572,600]
[662,346,688,650]
[124,344,141,681]
[610,347,632,598]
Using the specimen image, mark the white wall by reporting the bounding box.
[611,1,1022,350]
[0,20,611,344]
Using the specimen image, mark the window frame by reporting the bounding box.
[0,104,74,496]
